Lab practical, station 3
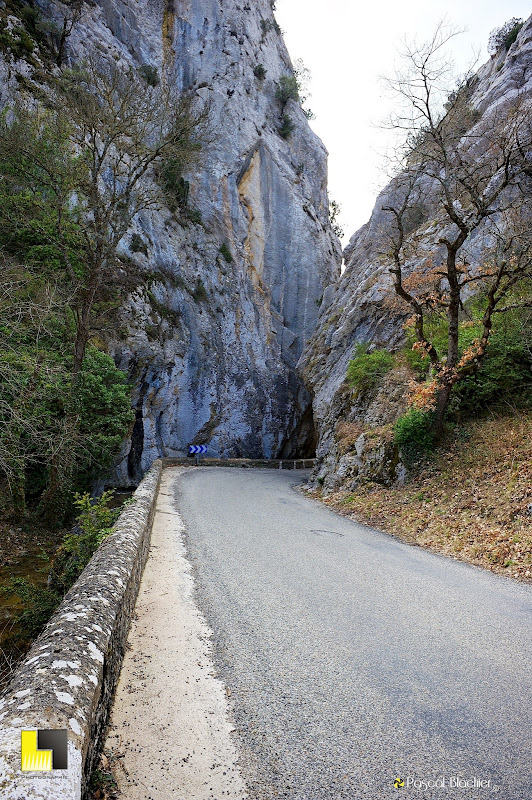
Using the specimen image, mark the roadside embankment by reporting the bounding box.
[313,412,532,581]
[0,460,162,800]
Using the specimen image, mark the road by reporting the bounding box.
[175,467,532,799]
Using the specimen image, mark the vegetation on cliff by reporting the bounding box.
[381,23,532,439]
[0,44,208,524]
[318,22,532,581]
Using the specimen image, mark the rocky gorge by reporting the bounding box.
[0,0,341,484]
[1,2,530,493]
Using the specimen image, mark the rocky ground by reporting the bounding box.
[310,411,532,582]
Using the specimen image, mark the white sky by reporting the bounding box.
[275,1,532,246]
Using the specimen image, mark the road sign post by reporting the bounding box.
[189,445,208,465]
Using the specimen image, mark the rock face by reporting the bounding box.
[7,0,340,481]
[100,0,341,480]
[301,16,532,491]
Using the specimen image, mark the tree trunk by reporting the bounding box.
[56,19,68,67]
[433,382,453,440]
[72,322,89,379]
[7,450,26,520]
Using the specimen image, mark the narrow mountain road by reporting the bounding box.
[175,467,532,800]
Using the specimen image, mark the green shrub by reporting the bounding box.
[254,64,267,80]
[488,18,523,54]
[192,277,208,302]
[130,233,148,255]
[260,18,280,38]
[158,157,190,212]
[138,64,160,86]
[0,268,133,517]
[393,408,435,462]
[346,344,394,394]
[279,114,295,139]
[275,75,299,104]
[219,242,233,263]
[454,312,532,411]
[186,208,202,225]
[404,305,532,413]
[74,347,134,489]
[0,26,35,60]
[504,22,523,49]
[1,491,124,638]
[50,490,121,593]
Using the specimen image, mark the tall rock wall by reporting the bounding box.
[4,0,340,481]
[301,16,532,491]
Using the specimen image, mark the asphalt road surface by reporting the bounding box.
[174,467,532,800]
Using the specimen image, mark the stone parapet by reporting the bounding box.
[0,459,163,800]
[163,457,316,470]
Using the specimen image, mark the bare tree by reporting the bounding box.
[1,59,209,379]
[381,24,532,436]
[36,0,89,66]
[63,60,210,375]
[55,0,85,66]
[0,60,209,519]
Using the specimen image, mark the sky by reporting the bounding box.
[275,1,532,246]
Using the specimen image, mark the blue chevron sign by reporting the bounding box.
[189,445,207,454]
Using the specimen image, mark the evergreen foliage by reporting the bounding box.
[275,75,299,104]
[219,242,233,263]
[346,344,394,394]
[488,18,523,55]
[50,490,122,594]
[0,491,123,639]
[393,408,435,462]
[279,114,295,139]
[0,61,208,520]
[403,300,532,414]
[138,63,160,86]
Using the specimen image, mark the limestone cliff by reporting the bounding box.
[100,0,341,480]
[301,16,532,492]
[0,0,341,481]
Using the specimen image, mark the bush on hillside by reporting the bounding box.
[403,305,532,414]
[346,344,394,394]
[488,18,523,55]
[275,75,299,104]
[393,408,435,463]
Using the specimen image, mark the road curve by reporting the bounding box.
[174,467,532,800]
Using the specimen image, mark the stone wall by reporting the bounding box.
[0,460,163,800]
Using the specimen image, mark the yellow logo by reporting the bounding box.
[21,731,52,771]
[394,777,405,788]
[21,729,68,771]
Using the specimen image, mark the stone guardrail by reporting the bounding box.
[163,457,316,470]
[0,459,163,800]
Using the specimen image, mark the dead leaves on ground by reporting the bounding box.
[320,412,532,581]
